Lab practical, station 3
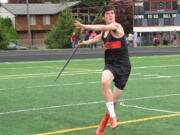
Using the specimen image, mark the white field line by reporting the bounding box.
[120,102,180,114]
[0,58,103,65]
[144,74,157,77]
[1,74,180,91]
[0,80,98,91]
[131,55,179,59]
[120,94,180,102]
[0,64,180,78]
[0,94,180,115]
[133,64,180,69]
[0,82,87,91]
[158,55,179,58]
[1,54,179,65]
[0,70,101,78]
[0,71,138,78]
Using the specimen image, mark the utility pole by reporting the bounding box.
[60,0,65,5]
[26,0,32,49]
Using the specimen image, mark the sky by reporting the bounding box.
[0,0,8,3]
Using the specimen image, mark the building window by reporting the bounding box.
[90,16,95,21]
[80,9,88,13]
[80,15,88,24]
[30,15,36,25]
[134,19,143,26]
[43,15,50,25]
[164,18,174,25]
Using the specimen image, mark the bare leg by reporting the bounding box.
[101,70,114,102]
[96,70,118,134]
[102,70,118,129]
[113,86,123,108]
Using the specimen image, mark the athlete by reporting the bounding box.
[74,6,131,135]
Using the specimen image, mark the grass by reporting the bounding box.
[137,44,180,48]
[0,54,180,135]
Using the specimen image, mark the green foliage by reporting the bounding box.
[44,7,75,49]
[3,18,18,40]
[1,18,12,28]
[45,0,110,6]
[97,13,105,24]
[0,17,18,49]
[0,18,10,50]
[8,26,18,41]
[81,0,110,7]
[45,0,59,3]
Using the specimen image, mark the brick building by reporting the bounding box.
[0,1,97,47]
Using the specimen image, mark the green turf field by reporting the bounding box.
[0,54,180,135]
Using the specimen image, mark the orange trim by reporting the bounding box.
[150,0,172,11]
[132,1,134,28]
[104,41,121,50]
[133,0,177,27]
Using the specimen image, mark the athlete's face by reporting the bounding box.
[103,10,115,24]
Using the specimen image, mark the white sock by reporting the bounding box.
[106,102,116,117]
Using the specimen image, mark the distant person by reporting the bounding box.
[90,31,97,48]
[128,33,133,47]
[173,29,177,47]
[85,32,90,41]
[74,32,80,47]
[155,33,160,46]
[133,31,138,48]
[85,32,90,48]
[71,32,75,48]
[163,33,168,46]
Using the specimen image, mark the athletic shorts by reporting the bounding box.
[104,64,131,90]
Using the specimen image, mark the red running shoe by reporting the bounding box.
[110,117,118,129]
[96,112,110,135]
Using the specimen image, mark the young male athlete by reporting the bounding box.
[75,6,131,135]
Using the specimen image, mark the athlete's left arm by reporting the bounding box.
[75,21,120,32]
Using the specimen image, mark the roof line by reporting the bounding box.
[1,4,16,16]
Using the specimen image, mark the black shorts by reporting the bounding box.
[104,64,131,90]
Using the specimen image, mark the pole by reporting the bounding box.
[26,0,32,49]
[54,7,104,82]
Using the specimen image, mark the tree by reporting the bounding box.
[45,0,110,6]
[81,0,110,7]
[45,0,59,3]
[0,18,18,49]
[111,0,133,35]
[44,8,75,49]
[0,18,10,50]
[8,0,45,3]
[1,18,18,41]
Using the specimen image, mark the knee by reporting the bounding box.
[101,79,110,89]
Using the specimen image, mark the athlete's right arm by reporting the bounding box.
[77,34,102,47]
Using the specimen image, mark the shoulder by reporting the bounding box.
[113,22,124,37]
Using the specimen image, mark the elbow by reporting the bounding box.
[102,26,110,31]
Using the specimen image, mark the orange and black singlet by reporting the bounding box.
[102,31,131,90]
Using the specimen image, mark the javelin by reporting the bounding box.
[54,7,104,82]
